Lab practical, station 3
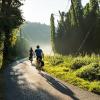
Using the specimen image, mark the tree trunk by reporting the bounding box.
[1,29,11,70]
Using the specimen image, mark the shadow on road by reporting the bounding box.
[40,72,79,100]
[4,65,61,100]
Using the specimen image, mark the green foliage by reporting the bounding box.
[0,55,2,69]
[0,0,24,68]
[0,32,4,69]
[50,14,56,52]
[70,54,97,70]
[71,59,88,70]
[90,0,99,11]
[76,63,100,81]
[9,29,18,47]
[45,55,64,66]
[89,82,100,94]
[44,54,100,94]
[12,37,29,59]
[51,0,100,54]
[83,3,90,16]
[0,0,24,30]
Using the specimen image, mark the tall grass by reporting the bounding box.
[44,54,100,94]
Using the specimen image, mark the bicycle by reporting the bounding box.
[36,58,44,71]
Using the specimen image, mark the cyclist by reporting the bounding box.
[35,45,44,69]
[29,47,34,65]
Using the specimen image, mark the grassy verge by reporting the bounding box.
[44,54,100,94]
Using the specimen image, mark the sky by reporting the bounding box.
[21,0,89,25]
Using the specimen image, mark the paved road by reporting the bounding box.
[4,61,100,100]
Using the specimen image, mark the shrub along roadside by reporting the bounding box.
[76,63,100,81]
[44,55,100,94]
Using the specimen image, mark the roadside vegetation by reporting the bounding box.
[44,54,100,94]
[0,55,2,69]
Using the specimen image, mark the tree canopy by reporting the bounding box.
[50,0,100,55]
[0,0,24,68]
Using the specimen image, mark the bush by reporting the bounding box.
[71,59,89,70]
[70,54,100,70]
[76,63,100,81]
[44,55,100,94]
[47,56,64,66]
[89,82,100,94]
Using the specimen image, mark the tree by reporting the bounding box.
[70,0,78,27]
[52,0,100,54]
[50,14,56,53]
[83,3,90,16]
[0,0,24,69]
[90,0,99,11]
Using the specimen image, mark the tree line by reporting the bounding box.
[0,0,25,70]
[50,0,100,55]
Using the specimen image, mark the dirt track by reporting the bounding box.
[4,60,100,100]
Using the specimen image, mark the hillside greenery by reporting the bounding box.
[21,22,50,45]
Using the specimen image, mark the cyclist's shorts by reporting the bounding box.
[37,56,42,60]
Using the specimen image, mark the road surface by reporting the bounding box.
[4,60,100,100]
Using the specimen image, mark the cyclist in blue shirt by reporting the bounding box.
[35,45,44,61]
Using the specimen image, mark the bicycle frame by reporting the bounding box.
[36,58,42,70]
